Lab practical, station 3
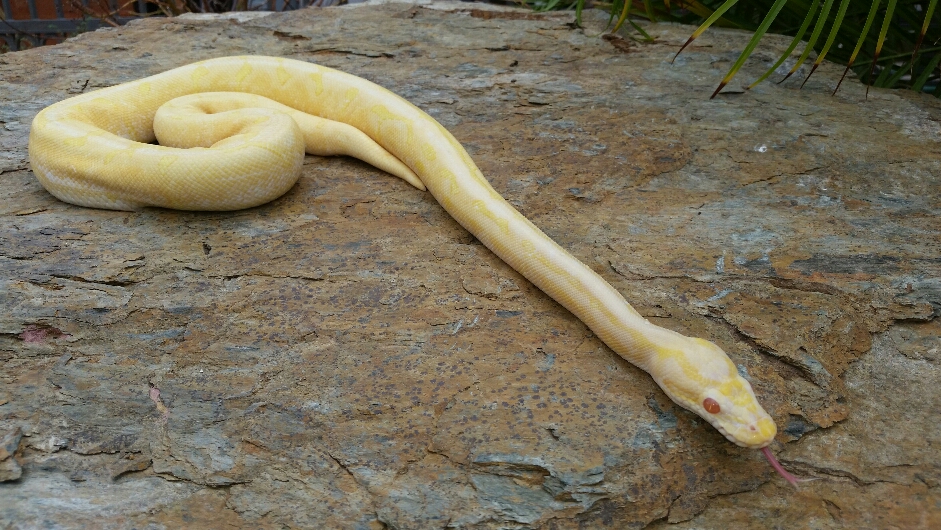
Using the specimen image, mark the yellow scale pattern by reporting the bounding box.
[29,55,777,449]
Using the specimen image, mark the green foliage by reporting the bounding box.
[522,0,941,97]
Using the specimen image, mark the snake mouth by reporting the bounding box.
[709,417,775,449]
[710,416,799,485]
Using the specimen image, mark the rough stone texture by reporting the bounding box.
[1,1,939,528]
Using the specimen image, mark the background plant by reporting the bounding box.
[523,0,941,97]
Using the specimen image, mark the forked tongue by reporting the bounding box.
[761,446,801,487]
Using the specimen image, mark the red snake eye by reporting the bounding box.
[703,397,721,414]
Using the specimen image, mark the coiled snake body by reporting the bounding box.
[29,56,793,480]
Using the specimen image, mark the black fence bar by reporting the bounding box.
[1,0,322,52]
[3,16,137,33]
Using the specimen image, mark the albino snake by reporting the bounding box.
[28,55,796,484]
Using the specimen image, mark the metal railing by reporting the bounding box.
[2,0,139,51]
[1,0,316,52]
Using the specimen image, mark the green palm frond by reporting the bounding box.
[913,0,938,56]
[748,0,821,89]
[833,0,882,92]
[779,0,836,85]
[802,0,853,88]
[710,0,790,98]
[865,0,899,94]
[671,0,743,60]
[522,0,941,97]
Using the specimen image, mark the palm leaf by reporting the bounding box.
[711,0,790,98]
[643,0,658,22]
[747,0,821,89]
[777,0,837,84]
[673,0,719,19]
[672,0,742,62]
[611,0,634,34]
[912,50,941,92]
[864,0,898,96]
[800,0,853,88]
[833,0,883,93]
[911,0,938,63]
[525,0,941,97]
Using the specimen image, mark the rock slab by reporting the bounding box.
[1,1,939,528]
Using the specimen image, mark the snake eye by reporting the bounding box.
[703,397,721,414]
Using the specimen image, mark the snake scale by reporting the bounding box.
[29,55,795,483]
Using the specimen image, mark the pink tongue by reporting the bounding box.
[761,447,800,487]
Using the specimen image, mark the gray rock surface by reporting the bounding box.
[1,1,939,527]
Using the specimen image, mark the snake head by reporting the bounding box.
[652,337,777,449]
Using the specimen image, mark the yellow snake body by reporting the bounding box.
[29,56,777,450]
